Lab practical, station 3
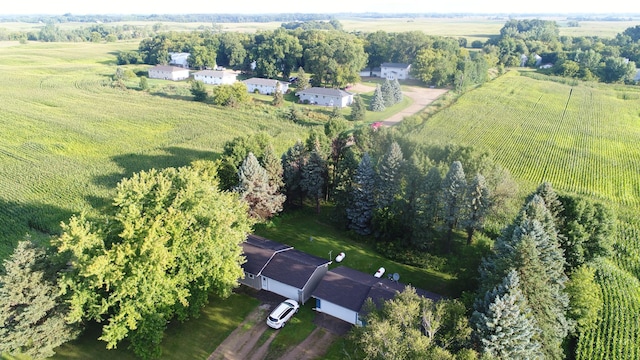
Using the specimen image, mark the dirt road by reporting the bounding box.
[348,83,448,125]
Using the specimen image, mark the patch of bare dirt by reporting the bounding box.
[348,83,448,126]
[278,328,337,360]
[208,304,277,360]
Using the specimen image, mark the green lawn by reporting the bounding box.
[50,293,259,359]
[254,208,457,297]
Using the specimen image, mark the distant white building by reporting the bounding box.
[243,78,289,95]
[359,67,381,77]
[193,70,238,85]
[295,87,354,108]
[148,65,190,81]
[380,63,411,80]
[169,52,190,68]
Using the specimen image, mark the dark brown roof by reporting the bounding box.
[312,266,442,312]
[241,235,292,275]
[262,249,331,288]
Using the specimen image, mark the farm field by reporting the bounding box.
[0,41,310,258]
[406,70,640,360]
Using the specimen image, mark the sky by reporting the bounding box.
[3,0,640,16]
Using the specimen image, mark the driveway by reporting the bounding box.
[348,83,448,126]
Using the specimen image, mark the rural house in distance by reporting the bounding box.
[243,77,290,95]
[168,52,190,68]
[193,70,238,85]
[380,63,411,80]
[148,65,190,81]
[295,87,354,108]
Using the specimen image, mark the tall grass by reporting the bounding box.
[0,41,309,258]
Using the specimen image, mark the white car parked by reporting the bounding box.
[266,299,299,329]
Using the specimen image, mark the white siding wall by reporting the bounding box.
[315,299,358,325]
[262,277,301,301]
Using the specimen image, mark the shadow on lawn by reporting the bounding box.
[89,146,219,205]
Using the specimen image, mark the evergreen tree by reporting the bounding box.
[566,264,603,333]
[381,79,394,106]
[281,140,306,207]
[190,80,208,102]
[296,66,310,90]
[440,161,467,253]
[370,84,386,112]
[391,78,403,103]
[346,153,376,235]
[262,144,284,191]
[0,240,77,359]
[462,173,491,245]
[412,166,442,250]
[139,76,149,91]
[472,270,542,360]
[376,141,405,210]
[272,81,284,107]
[531,181,564,223]
[236,152,285,221]
[300,144,326,213]
[350,94,366,121]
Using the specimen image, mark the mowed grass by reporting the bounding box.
[50,293,259,359]
[0,41,309,258]
[255,208,457,297]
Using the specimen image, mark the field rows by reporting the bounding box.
[576,259,640,360]
[412,71,640,208]
[0,42,308,258]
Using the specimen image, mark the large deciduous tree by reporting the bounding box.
[0,240,77,359]
[354,286,474,359]
[56,166,253,359]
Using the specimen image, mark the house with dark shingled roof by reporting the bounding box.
[240,235,330,304]
[311,266,442,325]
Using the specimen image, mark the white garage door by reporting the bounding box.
[316,300,357,325]
[263,278,301,301]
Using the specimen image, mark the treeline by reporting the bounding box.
[482,19,639,83]
[130,24,490,89]
[0,22,154,42]
[0,13,334,24]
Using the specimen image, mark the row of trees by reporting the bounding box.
[471,183,614,359]
[132,24,491,89]
[485,19,639,83]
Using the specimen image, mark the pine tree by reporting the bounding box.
[236,152,285,221]
[381,79,394,106]
[440,161,467,253]
[346,153,376,235]
[376,141,405,210]
[392,78,403,103]
[296,66,310,90]
[0,240,77,359]
[262,144,284,191]
[300,144,326,214]
[413,166,442,249]
[462,173,491,244]
[272,81,284,106]
[370,84,386,112]
[350,94,366,120]
[472,270,542,360]
[281,140,306,206]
